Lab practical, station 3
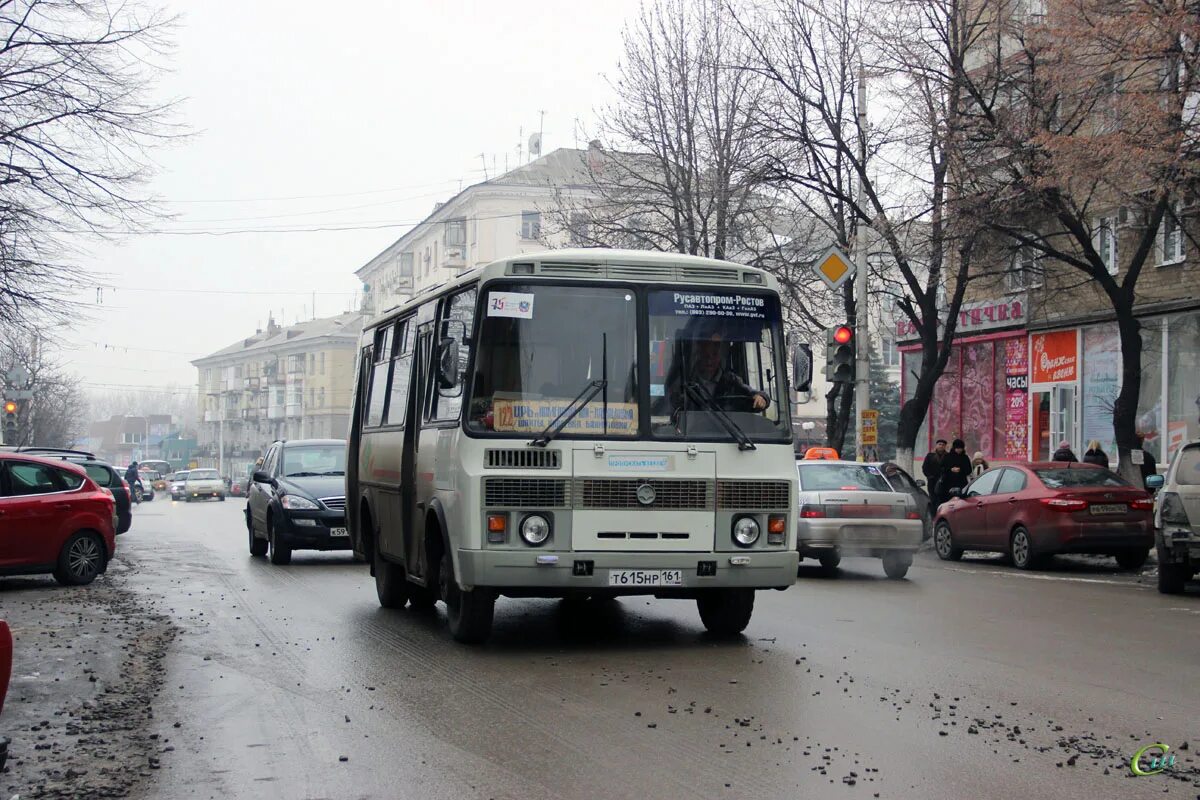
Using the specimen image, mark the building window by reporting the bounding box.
[445,218,466,246]
[319,387,325,408]
[399,251,414,276]
[1006,244,1042,291]
[309,388,315,408]
[1094,214,1118,275]
[1023,0,1046,21]
[1159,205,1184,265]
[424,246,432,275]
[319,352,326,375]
[521,210,541,240]
[120,432,144,444]
[879,338,901,369]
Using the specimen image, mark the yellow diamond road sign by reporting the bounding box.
[812,246,855,291]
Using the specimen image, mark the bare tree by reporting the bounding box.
[0,324,87,446]
[734,0,991,469]
[548,0,771,260]
[0,0,179,327]
[953,0,1200,481]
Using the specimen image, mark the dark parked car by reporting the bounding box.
[12,448,132,534]
[0,452,116,585]
[246,439,347,565]
[933,462,1154,570]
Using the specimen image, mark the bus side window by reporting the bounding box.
[385,318,413,427]
[432,287,477,421]
[365,327,393,428]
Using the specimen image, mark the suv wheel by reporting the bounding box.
[1114,549,1149,571]
[247,514,267,557]
[1158,561,1189,594]
[267,516,292,566]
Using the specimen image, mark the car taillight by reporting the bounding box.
[906,510,921,520]
[1159,491,1191,525]
[1129,497,1154,511]
[1040,497,1088,512]
[800,504,826,518]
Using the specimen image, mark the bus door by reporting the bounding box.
[405,322,436,585]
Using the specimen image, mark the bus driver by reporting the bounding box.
[668,332,769,416]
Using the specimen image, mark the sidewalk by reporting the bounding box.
[0,552,177,800]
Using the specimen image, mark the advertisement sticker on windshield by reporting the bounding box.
[488,291,535,319]
[492,397,638,434]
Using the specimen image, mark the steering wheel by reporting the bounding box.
[710,394,757,413]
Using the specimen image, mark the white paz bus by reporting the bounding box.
[346,249,799,643]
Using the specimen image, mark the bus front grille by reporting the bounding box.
[483,478,569,508]
[575,479,712,510]
[716,480,792,511]
[484,449,561,469]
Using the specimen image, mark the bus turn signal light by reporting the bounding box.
[487,514,507,543]
[767,515,787,545]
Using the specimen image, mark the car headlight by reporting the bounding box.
[519,514,551,546]
[733,516,760,547]
[281,494,319,510]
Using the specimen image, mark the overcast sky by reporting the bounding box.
[62,0,641,405]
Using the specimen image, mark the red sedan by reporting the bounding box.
[0,453,116,585]
[933,462,1153,570]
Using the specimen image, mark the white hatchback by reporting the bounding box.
[184,468,226,502]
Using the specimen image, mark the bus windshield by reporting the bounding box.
[467,284,639,437]
[648,290,787,441]
[465,282,788,443]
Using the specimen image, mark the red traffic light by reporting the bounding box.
[833,325,853,345]
[2,401,15,414]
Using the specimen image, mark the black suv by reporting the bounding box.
[9,447,132,534]
[245,439,347,565]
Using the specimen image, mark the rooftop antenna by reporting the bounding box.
[518,125,523,165]
[573,117,580,148]
[479,152,489,180]
[538,110,545,155]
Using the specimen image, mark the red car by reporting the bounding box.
[933,461,1153,570]
[0,453,116,585]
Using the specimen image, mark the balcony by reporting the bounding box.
[443,246,467,269]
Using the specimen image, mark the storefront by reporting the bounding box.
[899,297,1029,461]
[904,303,1200,467]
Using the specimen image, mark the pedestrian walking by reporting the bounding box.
[1052,440,1078,462]
[938,439,972,502]
[1082,440,1109,468]
[971,451,989,477]
[1136,436,1158,488]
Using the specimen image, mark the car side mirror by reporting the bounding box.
[915,479,926,488]
[252,470,272,484]
[948,487,963,498]
[1145,474,1164,491]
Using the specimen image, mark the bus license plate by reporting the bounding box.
[608,569,683,587]
[1089,504,1126,515]
[329,527,349,536]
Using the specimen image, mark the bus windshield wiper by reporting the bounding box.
[529,379,608,447]
[684,382,756,451]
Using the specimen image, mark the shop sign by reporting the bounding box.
[1031,330,1079,384]
[895,297,1026,339]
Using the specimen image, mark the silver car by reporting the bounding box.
[796,460,923,579]
[184,468,226,502]
[1151,442,1200,594]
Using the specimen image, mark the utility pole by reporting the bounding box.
[853,66,872,460]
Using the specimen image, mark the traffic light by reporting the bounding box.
[3,400,16,445]
[825,325,855,384]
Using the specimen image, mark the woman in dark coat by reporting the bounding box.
[1082,440,1109,468]
[1052,440,1078,462]
[938,439,973,501]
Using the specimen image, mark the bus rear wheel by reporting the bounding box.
[374,538,410,609]
[696,588,755,637]
[439,553,494,644]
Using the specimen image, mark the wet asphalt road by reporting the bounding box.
[120,498,1200,800]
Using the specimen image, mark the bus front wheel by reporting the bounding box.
[439,554,494,644]
[696,589,755,637]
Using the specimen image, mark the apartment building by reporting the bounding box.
[192,313,363,473]
[357,147,595,315]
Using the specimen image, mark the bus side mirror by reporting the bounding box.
[791,340,812,402]
[436,338,460,390]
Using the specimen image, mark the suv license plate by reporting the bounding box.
[329,527,349,537]
[607,569,683,587]
[1089,504,1126,515]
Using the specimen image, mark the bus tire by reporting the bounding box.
[439,549,494,644]
[696,588,754,637]
[374,537,410,609]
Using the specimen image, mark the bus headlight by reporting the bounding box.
[519,514,552,546]
[732,516,760,547]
